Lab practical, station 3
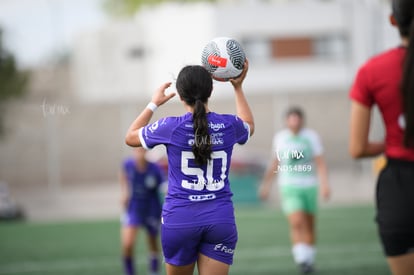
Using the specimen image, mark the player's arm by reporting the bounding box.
[259,158,279,201]
[125,82,176,147]
[349,101,385,158]
[119,170,129,210]
[314,155,330,201]
[230,59,255,136]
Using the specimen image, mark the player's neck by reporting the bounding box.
[135,159,148,172]
[401,37,409,47]
[289,128,302,135]
[184,104,210,113]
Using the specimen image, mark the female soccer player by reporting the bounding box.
[125,61,254,275]
[120,147,165,275]
[259,107,330,274]
[349,1,414,274]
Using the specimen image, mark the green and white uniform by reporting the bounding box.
[272,128,323,215]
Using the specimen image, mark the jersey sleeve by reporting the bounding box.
[271,133,280,159]
[232,115,250,145]
[349,64,374,107]
[138,117,174,149]
[308,130,323,157]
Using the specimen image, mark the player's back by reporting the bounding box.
[139,111,250,227]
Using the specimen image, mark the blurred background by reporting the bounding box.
[0,0,398,274]
[0,0,395,221]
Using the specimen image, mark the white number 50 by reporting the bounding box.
[181,150,227,191]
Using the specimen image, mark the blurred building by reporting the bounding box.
[71,0,395,166]
[0,0,399,219]
[73,0,397,102]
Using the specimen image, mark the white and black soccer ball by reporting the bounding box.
[201,37,246,81]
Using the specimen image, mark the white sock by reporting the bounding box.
[292,243,308,264]
[293,243,316,265]
[305,244,316,265]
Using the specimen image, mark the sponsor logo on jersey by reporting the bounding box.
[188,133,224,146]
[188,193,216,201]
[210,135,224,145]
[149,121,159,133]
[214,243,234,254]
[209,122,226,131]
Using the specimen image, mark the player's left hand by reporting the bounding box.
[151,82,176,106]
[121,194,129,210]
[321,184,331,201]
[258,181,271,201]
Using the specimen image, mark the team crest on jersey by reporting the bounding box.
[398,114,406,129]
[145,175,157,189]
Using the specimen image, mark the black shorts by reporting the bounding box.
[376,158,414,257]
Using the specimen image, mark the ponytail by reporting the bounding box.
[192,99,211,165]
[176,65,213,165]
[401,20,414,147]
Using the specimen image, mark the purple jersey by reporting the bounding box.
[138,112,250,227]
[122,158,164,217]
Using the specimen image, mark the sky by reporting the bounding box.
[0,0,108,68]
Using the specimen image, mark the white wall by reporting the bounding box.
[72,3,214,103]
[72,21,147,102]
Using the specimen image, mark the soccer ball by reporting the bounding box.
[201,37,246,81]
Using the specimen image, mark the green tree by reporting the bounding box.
[104,0,218,17]
[0,28,28,136]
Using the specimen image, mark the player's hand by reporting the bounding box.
[321,184,331,201]
[151,82,176,106]
[121,194,129,210]
[230,59,249,90]
[258,182,271,201]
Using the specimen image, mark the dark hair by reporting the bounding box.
[285,106,304,119]
[176,65,213,165]
[393,0,414,147]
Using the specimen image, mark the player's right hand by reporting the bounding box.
[151,82,176,107]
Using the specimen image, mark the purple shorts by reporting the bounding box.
[161,223,238,266]
[121,211,160,236]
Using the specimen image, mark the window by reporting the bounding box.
[242,34,348,62]
[272,37,313,58]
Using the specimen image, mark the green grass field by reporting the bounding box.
[0,205,389,275]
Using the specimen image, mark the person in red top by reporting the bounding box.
[349,1,414,274]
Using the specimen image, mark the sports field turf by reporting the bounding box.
[0,204,389,275]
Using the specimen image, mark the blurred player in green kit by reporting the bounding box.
[260,107,330,274]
